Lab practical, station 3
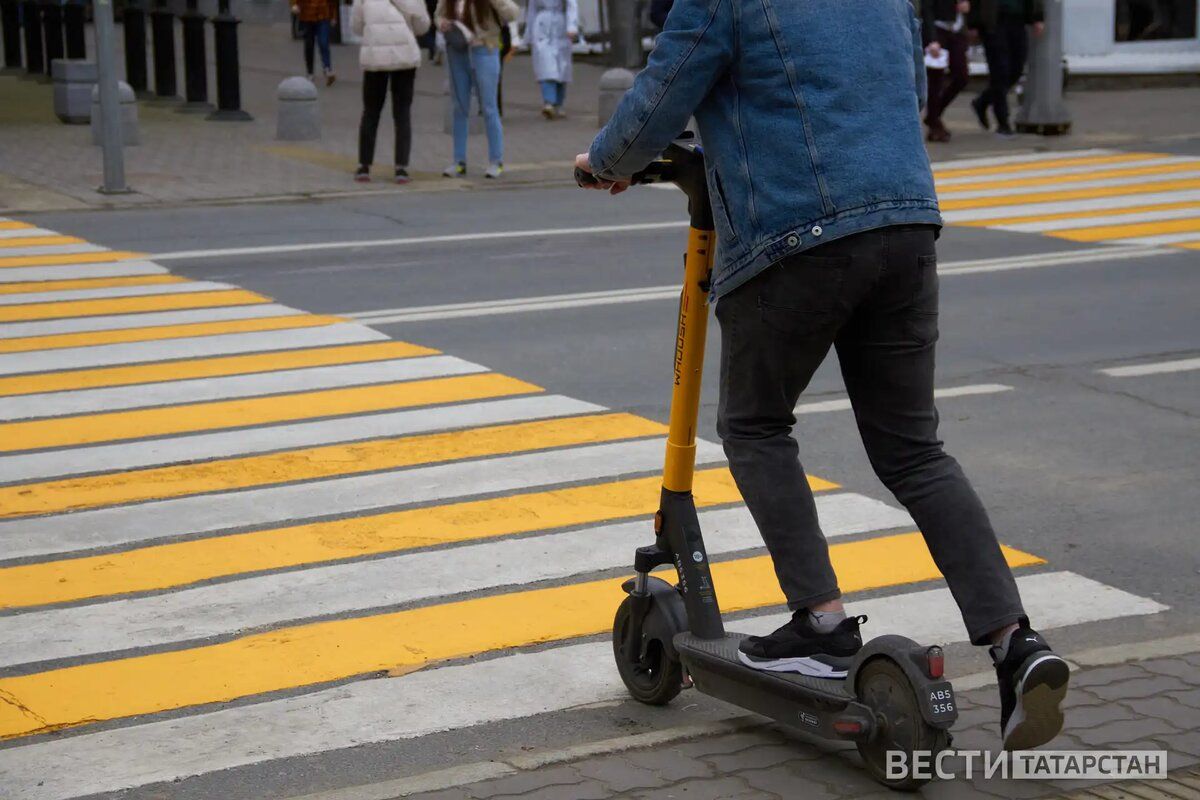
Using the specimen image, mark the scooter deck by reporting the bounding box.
[675,632,854,705]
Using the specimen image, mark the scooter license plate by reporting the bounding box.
[924,681,957,722]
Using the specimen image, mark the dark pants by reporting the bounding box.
[358,69,416,168]
[302,19,332,74]
[715,225,1026,646]
[926,27,969,127]
[977,18,1029,128]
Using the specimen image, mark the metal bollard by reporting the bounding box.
[605,0,641,69]
[122,0,150,97]
[40,0,64,78]
[20,0,43,78]
[1015,0,1071,135]
[91,79,140,145]
[276,76,319,140]
[63,0,85,58]
[208,0,252,120]
[52,57,96,122]
[178,0,212,112]
[597,67,634,127]
[149,0,179,101]
[1,0,21,71]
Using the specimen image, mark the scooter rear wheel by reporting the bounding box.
[855,657,949,791]
[612,596,683,706]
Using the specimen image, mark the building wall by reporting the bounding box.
[1063,0,1200,55]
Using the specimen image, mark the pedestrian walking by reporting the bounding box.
[922,0,971,142]
[293,0,339,86]
[969,0,1044,137]
[435,0,521,179]
[351,0,431,184]
[526,0,578,119]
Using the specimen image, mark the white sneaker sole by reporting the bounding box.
[1003,653,1070,751]
[736,649,849,679]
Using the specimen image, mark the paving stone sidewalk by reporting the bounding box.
[404,648,1200,800]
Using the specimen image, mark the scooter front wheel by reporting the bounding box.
[855,657,950,791]
[612,595,684,706]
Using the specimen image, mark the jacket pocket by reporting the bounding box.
[709,169,738,242]
[757,253,849,337]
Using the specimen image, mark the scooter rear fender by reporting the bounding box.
[850,635,959,729]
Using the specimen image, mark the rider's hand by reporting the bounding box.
[575,153,630,195]
[1031,21,1045,36]
[438,18,451,32]
[926,41,943,57]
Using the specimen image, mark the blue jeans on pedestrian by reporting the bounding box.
[303,20,332,74]
[539,80,565,107]
[447,45,503,165]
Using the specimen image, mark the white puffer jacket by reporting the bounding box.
[351,0,431,71]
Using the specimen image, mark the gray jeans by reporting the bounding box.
[715,224,1025,645]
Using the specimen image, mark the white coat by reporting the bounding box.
[527,0,577,84]
[352,0,432,71]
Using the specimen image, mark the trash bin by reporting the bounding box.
[52,58,98,124]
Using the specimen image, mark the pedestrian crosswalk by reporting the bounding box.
[937,147,1200,250]
[0,208,1171,800]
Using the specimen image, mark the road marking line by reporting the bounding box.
[0,340,434,397]
[1049,216,1200,242]
[0,467,746,610]
[0,242,106,258]
[0,250,144,268]
[795,383,1013,414]
[0,227,58,240]
[0,532,1040,740]
[0,220,34,231]
[151,222,693,261]
[931,148,1119,171]
[939,178,1200,210]
[1099,356,1200,377]
[1111,231,1200,246]
[0,303,301,340]
[0,235,85,248]
[0,411,657,519]
[0,354,486,420]
[0,372,541,454]
[1177,240,1200,249]
[0,438,724,560]
[988,204,1200,232]
[0,279,236,306]
[0,260,169,283]
[0,289,269,323]
[0,322,386,377]
[942,189,1200,223]
[932,152,1173,181]
[0,570,1163,800]
[935,161,1200,193]
[0,274,188,296]
[0,494,900,666]
[0,313,343,356]
[0,394,593,483]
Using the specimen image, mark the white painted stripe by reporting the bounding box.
[0,260,168,283]
[0,496,911,667]
[0,227,58,239]
[0,303,291,340]
[0,322,384,377]
[937,245,1174,275]
[936,169,1200,201]
[0,571,1163,800]
[995,206,1200,233]
[0,280,231,306]
[0,242,107,258]
[934,155,1198,187]
[0,356,488,421]
[795,383,1012,414]
[941,189,1200,223]
[0,438,724,560]
[152,221,692,261]
[1111,232,1200,246]
[930,148,1117,171]
[0,395,600,483]
[1100,356,1200,377]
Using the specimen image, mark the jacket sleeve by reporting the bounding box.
[433,0,448,27]
[565,0,579,35]
[397,0,431,34]
[919,0,934,44]
[351,0,364,37]
[588,0,733,180]
[1028,0,1044,23]
[490,0,520,23]
[908,1,927,111]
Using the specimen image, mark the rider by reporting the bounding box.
[575,0,1069,751]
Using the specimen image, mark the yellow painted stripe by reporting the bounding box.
[939,179,1200,212]
[0,341,437,397]
[0,466,792,608]
[937,161,1200,194]
[0,250,144,268]
[1175,240,1200,250]
[933,152,1167,180]
[0,372,541,453]
[0,289,269,322]
[0,274,189,296]
[0,412,664,518]
[0,313,340,354]
[953,200,1200,227]
[1048,216,1200,242]
[0,221,34,231]
[0,532,1042,739]
[0,235,84,248]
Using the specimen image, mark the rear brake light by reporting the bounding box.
[926,645,945,679]
[833,719,864,735]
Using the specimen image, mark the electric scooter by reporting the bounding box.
[577,139,958,790]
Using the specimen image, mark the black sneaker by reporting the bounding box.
[971,95,990,130]
[353,165,370,183]
[991,623,1069,750]
[996,123,1017,139]
[737,612,865,678]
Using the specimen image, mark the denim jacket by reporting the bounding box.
[588,0,943,299]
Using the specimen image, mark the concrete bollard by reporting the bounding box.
[442,77,483,136]
[90,80,139,145]
[276,76,320,140]
[52,58,97,124]
[598,67,635,127]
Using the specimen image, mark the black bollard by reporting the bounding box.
[63,0,85,58]
[19,0,43,78]
[40,0,63,78]
[207,0,251,120]
[149,0,179,101]
[1,0,21,71]
[178,0,211,112]
[123,0,150,97]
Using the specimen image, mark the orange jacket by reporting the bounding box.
[295,0,337,23]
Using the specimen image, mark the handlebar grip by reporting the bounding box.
[574,167,602,188]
